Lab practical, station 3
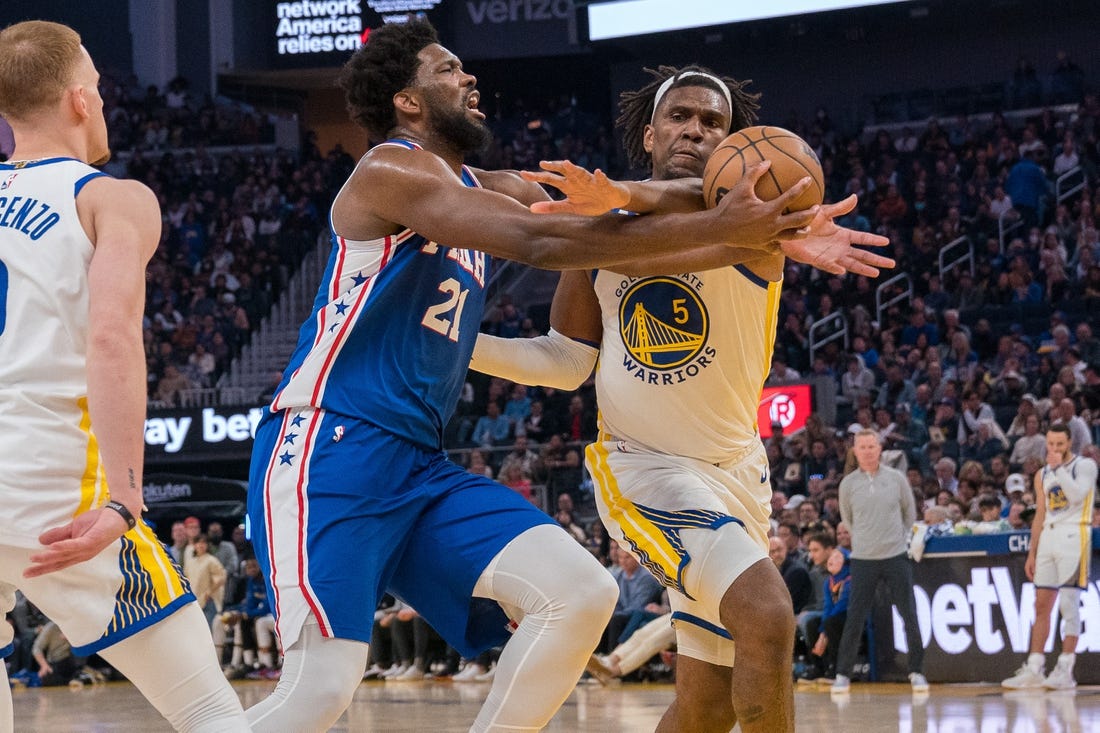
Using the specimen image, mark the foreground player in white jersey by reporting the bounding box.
[472,66,892,732]
[1002,423,1097,690]
[0,21,248,732]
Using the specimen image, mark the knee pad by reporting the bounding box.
[1059,589,1082,638]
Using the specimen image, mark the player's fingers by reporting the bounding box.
[773,226,811,242]
[36,523,74,546]
[537,160,570,174]
[848,231,890,247]
[775,205,818,234]
[530,201,575,215]
[519,170,565,186]
[854,250,897,269]
[739,160,773,189]
[820,194,858,218]
[841,258,880,277]
[772,177,813,212]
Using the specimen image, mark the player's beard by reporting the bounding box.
[425,90,491,156]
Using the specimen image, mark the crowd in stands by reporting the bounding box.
[7,51,1100,689]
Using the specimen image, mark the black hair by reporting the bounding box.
[339,20,439,141]
[616,64,761,169]
[1047,422,1072,439]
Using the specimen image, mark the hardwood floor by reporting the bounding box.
[9,678,1096,731]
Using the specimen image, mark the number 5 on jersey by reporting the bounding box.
[421,277,469,342]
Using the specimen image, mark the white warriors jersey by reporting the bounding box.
[592,263,781,464]
[1040,456,1097,531]
[0,158,112,534]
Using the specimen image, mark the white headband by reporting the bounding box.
[650,71,733,123]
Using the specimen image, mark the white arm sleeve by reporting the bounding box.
[470,329,599,391]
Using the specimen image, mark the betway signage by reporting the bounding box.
[145,406,266,463]
[870,536,1100,683]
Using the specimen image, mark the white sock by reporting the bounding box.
[1027,652,1045,673]
[1058,652,1075,671]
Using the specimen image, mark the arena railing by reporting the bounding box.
[939,235,974,280]
[875,271,913,325]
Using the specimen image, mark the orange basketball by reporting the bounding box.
[702,126,824,212]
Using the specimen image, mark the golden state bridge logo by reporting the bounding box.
[619,277,709,370]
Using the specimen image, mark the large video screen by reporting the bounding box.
[586,0,915,41]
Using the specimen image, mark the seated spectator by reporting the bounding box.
[555,508,588,545]
[154,364,194,406]
[500,462,534,504]
[603,551,663,654]
[471,401,511,448]
[804,549,851,682]
[31,622,84,688]
[770,536,812,615]
[970,496,1012,534]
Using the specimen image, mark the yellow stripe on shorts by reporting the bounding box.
[587,436,685,587]
[76,396,104,515]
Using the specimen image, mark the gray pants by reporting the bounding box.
[835,553,924,678]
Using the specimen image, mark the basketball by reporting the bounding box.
[702,126,825,212]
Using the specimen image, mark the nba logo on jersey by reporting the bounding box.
[1,173,17,190]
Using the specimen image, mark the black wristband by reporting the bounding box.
[103,500,137,531]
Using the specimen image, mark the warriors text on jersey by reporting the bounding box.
[271,140,488,450]
[592,264,781,464]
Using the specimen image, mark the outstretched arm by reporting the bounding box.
[334,145,818,271]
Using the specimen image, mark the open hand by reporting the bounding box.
[779,195,895,276]
[24,507,130,578]
[522,160,631,216]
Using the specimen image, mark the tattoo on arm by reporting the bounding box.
[129,468,137,491]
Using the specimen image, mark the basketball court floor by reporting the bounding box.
[10,678,1095,731]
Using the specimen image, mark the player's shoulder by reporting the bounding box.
[78,174,156,207]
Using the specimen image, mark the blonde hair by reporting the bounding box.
[0,20,83,121]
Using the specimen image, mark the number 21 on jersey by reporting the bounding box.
[421,277,468,342]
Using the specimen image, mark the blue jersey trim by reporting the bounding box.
[0,642,12,658]
[0,156,82,170]
[734,263,771,289]
[671,611,733,640]
[70,594,195,656]
[74,170,109,196]
[574,336,600,349]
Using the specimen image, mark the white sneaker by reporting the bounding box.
[1002,664,1045,689]
[474,665,496,682]
[1042,662,1076,690]
[452,664,485,682]
[909,672,929,693]
[830,675,850,694]
[362,663,386,680]
[388,665,426,682]
[382,663,410,679]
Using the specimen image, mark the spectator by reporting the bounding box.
[471,401,511,448]
[602,551,663,654]
[183,534,227,630]
[769,536,812,615]
[832,430,926,694]
[806,548,851,682]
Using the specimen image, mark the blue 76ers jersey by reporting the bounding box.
[272,140,489,450]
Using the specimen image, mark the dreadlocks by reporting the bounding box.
[616,64,761,170]
[339,19,439,142]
